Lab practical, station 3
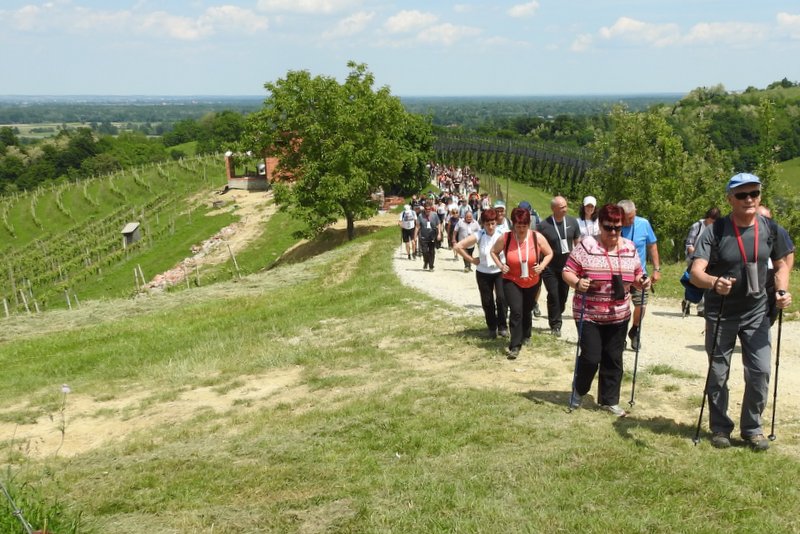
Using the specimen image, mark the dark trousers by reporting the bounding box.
[542,265,569,330]
[503,279,535,350]
[573,320,628,406]
[420,240,436,269]
[463,246,475,269]
[476,270,507,332]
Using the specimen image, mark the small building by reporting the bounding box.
[121,222,141,248]
[224,151,271,191]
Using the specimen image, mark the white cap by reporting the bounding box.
[583,195,597,206]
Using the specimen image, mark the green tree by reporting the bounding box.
[244,61,432,240]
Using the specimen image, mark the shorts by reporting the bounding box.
[401,228,415,243]
[630,285,649,306]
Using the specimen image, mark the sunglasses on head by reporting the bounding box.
[602,224,622,232]
[733,189,761,200]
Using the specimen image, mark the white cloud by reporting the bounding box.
[256,0,359,14]
[417,23,481,46]
[384,10,438,34]
[777,12,800,39]
[507,1,540,19]
[139,11,211,40]
[453,4,472,14]
[570,33,593,52]
[323,11,374,38]
[683,22,767,46]
[599,17,681,47]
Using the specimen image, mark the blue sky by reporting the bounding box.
[1,0,799,96]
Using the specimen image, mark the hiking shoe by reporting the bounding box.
[533,303,542,317]
[743,434,770,451]
[600,404,627,417]
[710,432,731,449]
[681,299,690,316]
[628,327,640,351]
[487,329,497,339]
[522,337,531,346]
[498,328,509,337]
[407,253,411,260]
[569,390,582,410]
[506,347,519,360]
[550,328,561,337]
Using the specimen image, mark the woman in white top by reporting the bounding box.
[454,208,508,338]
[578,195,600,239]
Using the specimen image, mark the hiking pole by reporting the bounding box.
[629,275,648,408]
[693,293,726,446]
[768,291,786,441]
[569,278,589,412]
[0,480,34,534]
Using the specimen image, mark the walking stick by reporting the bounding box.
[569,279,589,412]
[629,275,648,408]
[768,291,786,441]
[693,294,726,445]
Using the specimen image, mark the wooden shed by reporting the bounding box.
[121,222,141,248]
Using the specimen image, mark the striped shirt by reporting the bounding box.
[564,236,642,324]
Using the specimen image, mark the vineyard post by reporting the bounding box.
[7,265,17,306]
[73,293,80,309]
[134,268,140,292]
[195,263,201,287]
[33,300,40,313]
[2,298,8,318]
[182,264,190,290]
[137,264,146,285]
[19,290,30,314]
[226,243,242,279]
[65,289,72,311]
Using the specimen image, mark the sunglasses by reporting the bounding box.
[602,224,622,232]
[733,190,761,200]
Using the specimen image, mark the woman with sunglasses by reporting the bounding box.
[490,207,554,359]
[562,204,651,417]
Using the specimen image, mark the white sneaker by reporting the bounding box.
[600,404,627,417]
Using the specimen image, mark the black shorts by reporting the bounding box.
[401,228,415,243]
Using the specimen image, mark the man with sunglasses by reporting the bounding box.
[690,173,794,451]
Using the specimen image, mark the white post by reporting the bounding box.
[226,243,241,279]
[2,298,8,318]
[19,289,30,313]
[134,268,140,291]
[65,290,72,310]
[73,293,80,309]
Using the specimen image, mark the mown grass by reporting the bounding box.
[778,156,800,196]
[1,225,800,533]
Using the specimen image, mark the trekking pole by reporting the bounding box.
[768,291,786,441]
[0,480,34,534]
[568,278,589,412]
[693,293,726,446]
[629,275,648,408]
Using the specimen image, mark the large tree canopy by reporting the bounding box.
[244,61,433,240]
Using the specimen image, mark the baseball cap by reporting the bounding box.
[726,173,761,193]
[583,195,597,206]
[518,200,532,212]
[494,200,505,208]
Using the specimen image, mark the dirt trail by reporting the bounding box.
[392,242,800,440]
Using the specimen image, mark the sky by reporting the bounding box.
[1,0,799,97]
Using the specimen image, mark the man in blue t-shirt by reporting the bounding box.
[618,200,662,350]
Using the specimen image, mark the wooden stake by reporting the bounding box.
[137,264,146,284]
[73,293,80,309]
[33,300,40,313]
[195,263,201,287]
[182,264,190,290]
[134,268,140,291]
[226,243,241,279]
[19,289,30,314]
[2,298,8,318]
[65,289,72,311]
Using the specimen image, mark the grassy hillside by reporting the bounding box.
[778,156,800,196]
[1,225,800,533]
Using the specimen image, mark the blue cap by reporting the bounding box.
[726,173,761,193]
[518,200,532,212]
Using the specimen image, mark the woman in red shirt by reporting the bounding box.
[491,207,554,359]
[562,204,651,417]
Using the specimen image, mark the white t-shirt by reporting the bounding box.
[399,209,416,230]
[476,229,505,274]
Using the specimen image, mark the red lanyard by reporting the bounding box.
[601,245,622,277]
[732,220,758,263]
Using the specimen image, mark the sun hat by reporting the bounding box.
[726,173,761,193]
[583,195,597,206]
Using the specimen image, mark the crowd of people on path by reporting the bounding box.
[398,166,795,451]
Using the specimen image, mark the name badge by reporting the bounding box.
[560,238,569,254]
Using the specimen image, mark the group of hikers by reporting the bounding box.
[398,170,795,451]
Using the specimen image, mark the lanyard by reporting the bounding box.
[516,230,530,266]
[732,220,758,263]
[553,217,567,241]
[601,245,622,277]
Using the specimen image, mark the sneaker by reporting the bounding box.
[743,434,770,451]
[600,404,627,417]
[497,328,509,337]
[408,253,411,260]
[628,326,640,351]
[569,390,582,410]
[533,303,542,318]
[506,347,519,360]
[710,432,731,449]
[550,328,561,337]
[681,299,690,316]
[463,267,470,273]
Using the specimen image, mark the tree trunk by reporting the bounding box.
[346,212,355,241]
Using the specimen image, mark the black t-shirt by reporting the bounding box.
[537,215,581,267]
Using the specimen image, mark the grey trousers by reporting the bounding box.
[705,310,772,438]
